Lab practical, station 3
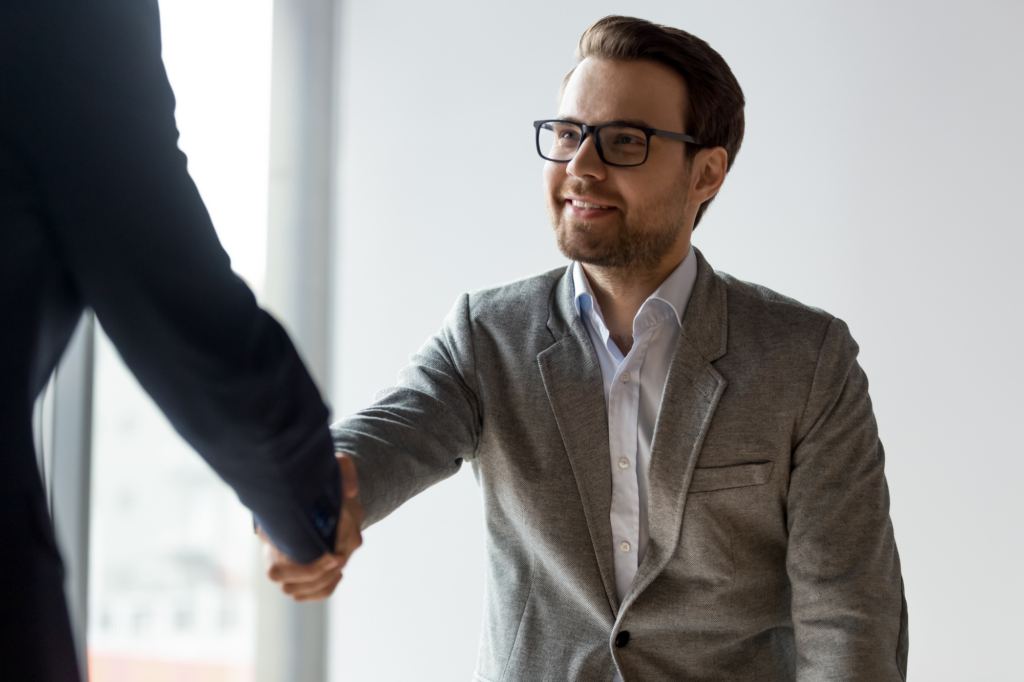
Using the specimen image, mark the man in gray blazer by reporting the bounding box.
[264,15,908,682]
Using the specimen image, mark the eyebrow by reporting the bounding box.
[559,116,655,129]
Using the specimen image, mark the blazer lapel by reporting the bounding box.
[537,268,619,615]
[619,248,730,616]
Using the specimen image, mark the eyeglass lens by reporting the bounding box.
[538,121,649,166]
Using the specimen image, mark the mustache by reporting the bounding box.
[555,182,623,206]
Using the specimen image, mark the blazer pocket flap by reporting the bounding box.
[688,461,774,493]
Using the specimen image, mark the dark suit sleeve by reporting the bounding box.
[0,0,339,562]
[331,293,482,527]
[788,318,908,681]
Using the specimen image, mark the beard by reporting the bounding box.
[547,181,687,274]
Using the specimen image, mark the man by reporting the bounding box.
[0,2,362,680]
[267,15,908,681]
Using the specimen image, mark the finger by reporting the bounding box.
[352,496,366,527]
[266,550,340,584]
[258,525,341,578]
[337,453,359,499]
[333,505,364,564]
[260,537,297,577]
[334,533,362,568]
[282,570,340,599]
[282,565,343,599]
[291,572,344,603]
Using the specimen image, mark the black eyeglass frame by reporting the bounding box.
[533,119,702,167]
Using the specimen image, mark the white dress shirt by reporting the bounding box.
[572,246,698,607]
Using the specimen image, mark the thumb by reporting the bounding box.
[337,453,360,499]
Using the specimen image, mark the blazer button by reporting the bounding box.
[615,631,630,648]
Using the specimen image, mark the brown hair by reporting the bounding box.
[563,16,745,228]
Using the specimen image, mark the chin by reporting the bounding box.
[555,222,615,264]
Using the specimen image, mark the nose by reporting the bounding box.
[565,133,606,181]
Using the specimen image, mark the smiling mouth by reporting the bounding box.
[569,200,613,210]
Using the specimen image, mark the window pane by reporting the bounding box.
[86,0,273,679]
[87,331,257,680]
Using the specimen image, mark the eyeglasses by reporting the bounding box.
[533,119,701,168]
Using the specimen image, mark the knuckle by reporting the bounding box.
[284,581,309,595]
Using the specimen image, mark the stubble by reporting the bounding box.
[548,180,688,276]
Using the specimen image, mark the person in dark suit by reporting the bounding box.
[0,1,362,679]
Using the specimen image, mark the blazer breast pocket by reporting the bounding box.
[688,461,774,493]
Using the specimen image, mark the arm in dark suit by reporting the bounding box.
[788,318,909,681]
[0,0,338,562]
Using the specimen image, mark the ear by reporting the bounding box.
[689,146,729,206]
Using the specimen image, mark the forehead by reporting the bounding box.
[559,57,688,130]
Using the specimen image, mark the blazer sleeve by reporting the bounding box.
[331,293,482,527]
[788,317,909,681]
[0,1,339,563]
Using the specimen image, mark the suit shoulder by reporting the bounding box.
[719,270,832,322]
[716,270,844,348]
[464,266,566,326]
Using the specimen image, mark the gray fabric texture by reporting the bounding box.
[331,249,908,682]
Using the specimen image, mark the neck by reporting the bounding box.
[581,241,690,355]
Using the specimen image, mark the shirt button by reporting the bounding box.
[618,457,629,469]
[620,372,630,383]
[620,541,631,552]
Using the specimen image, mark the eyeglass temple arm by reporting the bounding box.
[650,129,701,145]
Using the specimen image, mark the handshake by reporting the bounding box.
[258,453,366,601]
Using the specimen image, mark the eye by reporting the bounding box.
[549,123,583,148]
[611,133,644,146]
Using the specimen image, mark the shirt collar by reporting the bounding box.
[572,246,698,328]
[572,260,597,316]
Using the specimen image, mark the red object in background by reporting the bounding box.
[88,651,254,682]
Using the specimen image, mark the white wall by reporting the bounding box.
[327,2,1024,680]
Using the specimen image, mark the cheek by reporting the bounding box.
[620,167,685,213]
[542,164,564,209]
[612,175,646,211]
[542,163,556,191]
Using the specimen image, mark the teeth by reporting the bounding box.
[572,200,610,210]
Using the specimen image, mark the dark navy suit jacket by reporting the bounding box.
[0,2,340,679]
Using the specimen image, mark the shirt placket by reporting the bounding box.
[607,324,657,601]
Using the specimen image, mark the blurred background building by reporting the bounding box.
[35,1,1024,681]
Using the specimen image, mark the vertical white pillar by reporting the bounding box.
[257,0,340,680]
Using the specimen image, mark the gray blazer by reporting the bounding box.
[332,249,908,682]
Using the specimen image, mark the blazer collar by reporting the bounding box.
[538,269,619,614]
[539,248,730,619]
[681,246,729,363]
[547,246,727,360]
[620,248,730,618]
[571,246,699,330]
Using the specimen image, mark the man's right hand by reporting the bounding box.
[259,453,365,601]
